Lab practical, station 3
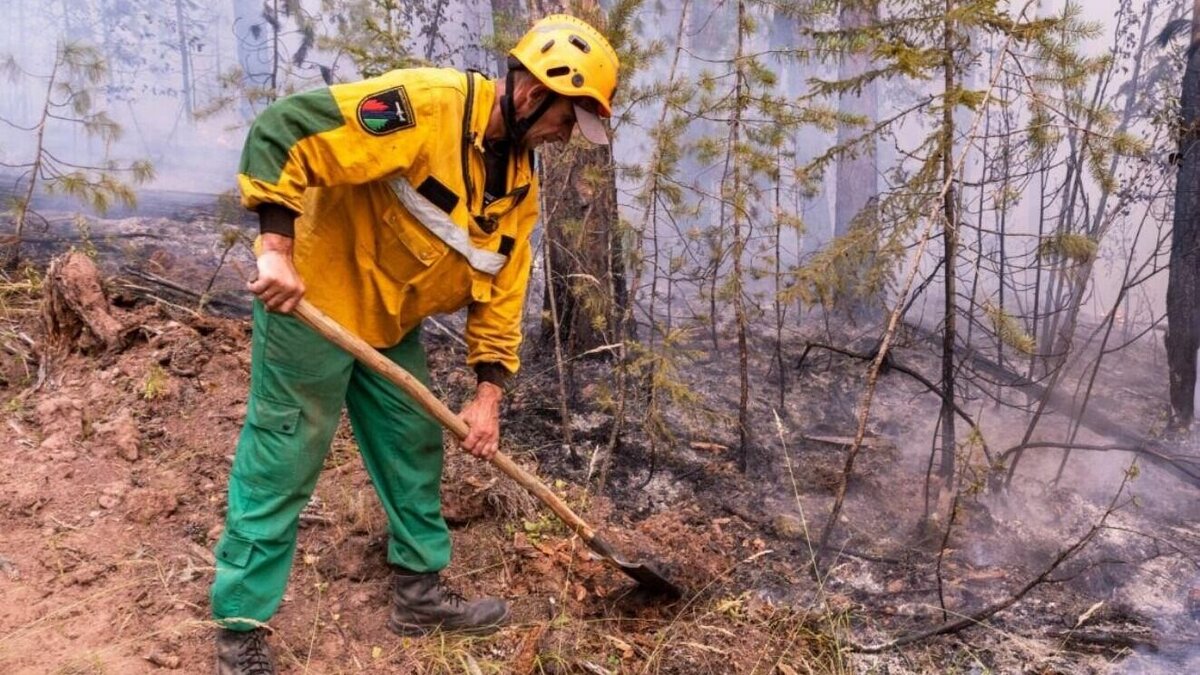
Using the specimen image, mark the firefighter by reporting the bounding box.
[211,15,618,674]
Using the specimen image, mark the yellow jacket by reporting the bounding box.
[237,68,539,375]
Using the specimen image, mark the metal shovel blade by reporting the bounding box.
[586,534,682,597]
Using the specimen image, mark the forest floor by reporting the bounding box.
[1,206,1199,673]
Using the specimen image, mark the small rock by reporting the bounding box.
[35,397,83,439]
[70,564,105,586]
[96,408,140,462]
[39,431,73,455]
[98,494,121,510]
[771,514,805,540]
[125,489,179,524]
[0,556,19,580]
[144,651,181,669]
[103,483,130,498]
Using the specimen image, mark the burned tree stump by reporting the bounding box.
[41,252,124,353]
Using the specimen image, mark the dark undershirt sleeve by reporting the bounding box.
[257,203,298,238]
[474,362,509,389]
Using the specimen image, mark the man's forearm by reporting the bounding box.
[474,380,504,401]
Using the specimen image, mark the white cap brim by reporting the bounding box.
[573,103,610,145]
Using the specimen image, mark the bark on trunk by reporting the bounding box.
[1165,0,1200,427]
[730,0,751,469]
[231,0,275,115]
[539,142,626,355]
[534,0,628,356]
[939,1,958,479]
[834,3,878,238]
[42,252,124,354]
[488,0,525,75]
[175,0,194,117]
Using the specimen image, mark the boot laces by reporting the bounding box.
[437,579,467,608]
[237,629,274,675]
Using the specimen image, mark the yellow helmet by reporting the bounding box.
[509,14,619,118]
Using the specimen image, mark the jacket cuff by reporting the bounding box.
[257,203,298,238]
[474,362,510,389]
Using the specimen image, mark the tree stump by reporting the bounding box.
[41,252,124,353]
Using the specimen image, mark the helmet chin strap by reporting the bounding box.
[502,68,560,148]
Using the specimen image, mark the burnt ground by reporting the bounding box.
[1,205,1199,673]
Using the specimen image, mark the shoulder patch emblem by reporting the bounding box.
[357,86,416,135]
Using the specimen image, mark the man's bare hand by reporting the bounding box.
[249,233,305,313]
[459,382,503,460]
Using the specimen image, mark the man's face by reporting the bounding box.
[521,94,576,149]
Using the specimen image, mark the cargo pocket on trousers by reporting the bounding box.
[247,397,301,435]
[238,397,306,486]
[215,533,255,569]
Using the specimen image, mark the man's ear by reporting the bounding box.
[515,78,552,113]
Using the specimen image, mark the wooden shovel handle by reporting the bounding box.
[292,299,597,542]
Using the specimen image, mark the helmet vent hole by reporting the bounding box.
[540,39,555,53]
[568,35,591,53]
[546,65,571,78]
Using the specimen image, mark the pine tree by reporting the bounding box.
[790,0,1122,486]
[1,42,153,269]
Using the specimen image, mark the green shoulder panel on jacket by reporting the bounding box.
[239,88,345,184]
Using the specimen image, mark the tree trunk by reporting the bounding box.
[1166,0,1200,428]
[175,0,194,116]
[834,2,878,238]
[232,0,275,116]
[488,0,525,75]
[939,0,958,479]
[59,0,92,43]
[5,53,59,270]
[729,0,751,469]
[539,143,626,355]
[535,0,628,357]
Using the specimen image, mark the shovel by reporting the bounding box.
[293,299,680,597]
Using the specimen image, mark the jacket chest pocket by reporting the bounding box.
[372,207,448,284]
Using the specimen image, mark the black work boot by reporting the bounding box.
[216,627,276,675]
[387,569,509,636]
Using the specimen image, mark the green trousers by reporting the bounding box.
[210,301,448,630]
